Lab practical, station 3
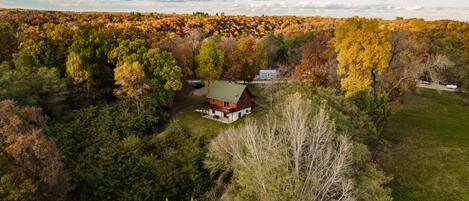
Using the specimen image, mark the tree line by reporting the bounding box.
[0,9,468,200]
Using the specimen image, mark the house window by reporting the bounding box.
[212,109,215,114]
[224,101,229,107]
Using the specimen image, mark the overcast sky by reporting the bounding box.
[1,0,468,21]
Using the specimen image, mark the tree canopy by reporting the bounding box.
[196,38,224,82]
[334,17,392,97]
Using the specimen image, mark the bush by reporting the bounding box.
[352,88,390,130]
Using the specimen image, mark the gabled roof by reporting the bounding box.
[207,80,247,103]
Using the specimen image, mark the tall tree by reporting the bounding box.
[0,100,69,201]
[110,39,183,108]
[380,29,428,98]
[143,48,183,106]
[258,33,282,69]
[158,35,200,79]
[114,62,149,112]
[219,37,240,80]
[0,21,18,63]
[0,57,68,115]
[196,38,224,83]
[108,39,148,65]
[67,26,117,101]
[66,51,97,98]
[19,23,74,73]
[206,93,354,200]
[235,37,261,82]
[294,33,333,86]
[423,53,455,84]
[334,17,391,97]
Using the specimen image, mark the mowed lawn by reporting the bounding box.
[380,88,469,201]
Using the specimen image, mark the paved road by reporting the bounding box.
[416,82,458,92]
[187,79,458,92]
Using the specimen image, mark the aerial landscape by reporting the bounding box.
[0,0,468,200]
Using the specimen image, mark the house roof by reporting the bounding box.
[260,69,277,73]
[207,80,247,103]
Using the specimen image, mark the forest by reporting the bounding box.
[0,8,469,201]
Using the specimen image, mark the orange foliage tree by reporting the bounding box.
[294,33,334,86]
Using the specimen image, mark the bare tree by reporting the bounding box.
[423,54,455,84]
[205,93,354,201]
[380,29,428,98]
[257,82,282,110]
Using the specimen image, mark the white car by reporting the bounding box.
[419,80,431,85]
[445,84,458,89]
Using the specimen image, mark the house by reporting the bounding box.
[258,69,278,80]
[205,81,254,123]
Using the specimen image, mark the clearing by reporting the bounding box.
[380,88,469,201]
[170,83,267,138]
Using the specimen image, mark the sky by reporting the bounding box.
[1,0,469,21]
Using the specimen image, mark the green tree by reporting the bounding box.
[258,33,282,69]
[108,39,148,64]
[196,38,224,83]
[65,51,98,101]
[48,106,209,201]
[17,23,73,74]
[334,17,392,97]
[0,154,38,201]
[67,26,117,102]
[144,48,183,91]
[352,88,390,129]
[0,66,68,116]
[110,40,183,108]
[143,48,183,106]
[0,21,18,63]
[20,40,58,69]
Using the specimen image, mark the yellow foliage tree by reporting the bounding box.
[334,17,391,97]
[66,51,91,85]
[235,37,262,82]
[114,62,149,112]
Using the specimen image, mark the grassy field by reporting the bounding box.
[380,88,469,201]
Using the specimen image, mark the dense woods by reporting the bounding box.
[1,8,469,200]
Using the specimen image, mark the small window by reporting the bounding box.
[212,109,215,114]
[224,101,229,107]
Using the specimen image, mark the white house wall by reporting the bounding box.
[231,107,252,121]
[208,107,252,122]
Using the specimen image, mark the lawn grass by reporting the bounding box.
[380,88,469,201]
